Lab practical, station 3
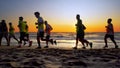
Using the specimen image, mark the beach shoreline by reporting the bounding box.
[0,45,120,68]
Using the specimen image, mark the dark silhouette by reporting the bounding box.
[44,21,57,48]
[34,12,53,49]
[73,14,92,49]
[23,21,32,47]
[104,18,118,48]
[34,12,45,49]
[8,22,19,45]
[18,17,32,47]
[0,20,9,46]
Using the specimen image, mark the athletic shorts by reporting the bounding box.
[20,32,26,40]
[105,34,114,39]
[0,32,8,38]
[25,33,29,38]
[76,33,84,39]
[46,35,50,40]
[37,31,44,37]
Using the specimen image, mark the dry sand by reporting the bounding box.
[0,45,120,68]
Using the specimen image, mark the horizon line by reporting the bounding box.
[14,31,120,33]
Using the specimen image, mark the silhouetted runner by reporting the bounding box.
[18,17,31,47]
[73,14,92,49]
[34,12,53,49]
[23,21,32,47]
[8,22,19,46]
[0,20,9,46]
[104,18,118,49]
[44,21,57,48]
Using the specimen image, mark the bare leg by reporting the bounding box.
[25,35,32,47]
[0,36,2,46]
[110,36,118,48]
[83,39,89,46]
[44,39,49,48]
[46,40,48,46]
[12,35,19,42]
[111,39,117,45]
[73,38,79,49]
[37,36,41,48]
[79,39,86,49]
[104,34,108,48]
[8,36,11,46]
[5,35,9,46]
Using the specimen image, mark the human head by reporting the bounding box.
[1,20,5,23]
[24,21,27,23]
[34,12,40,18]
[44,21,48,25]
[9,22,12,25]
[107,18,112,24]
[19,16,23,21]
[76,14,80,20]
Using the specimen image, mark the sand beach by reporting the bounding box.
[0,45,120,68]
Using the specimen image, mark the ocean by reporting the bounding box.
[1,32,120,49]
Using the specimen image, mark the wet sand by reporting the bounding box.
[0,46,120,68]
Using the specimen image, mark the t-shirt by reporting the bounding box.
[45,24,53,35]
[106,23,114,35]
[38,17,44,32]
[1,22,8,33]
[18,21,27,32]
[76,19,85,35]
[9,25,14,34]
[25,24,28,34]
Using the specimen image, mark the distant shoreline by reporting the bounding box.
[13,32,120,34]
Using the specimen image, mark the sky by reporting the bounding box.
[0,0,120,32]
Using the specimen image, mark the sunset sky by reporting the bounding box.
[0,0,120,32]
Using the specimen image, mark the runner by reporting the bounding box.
[8,22,19,45]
